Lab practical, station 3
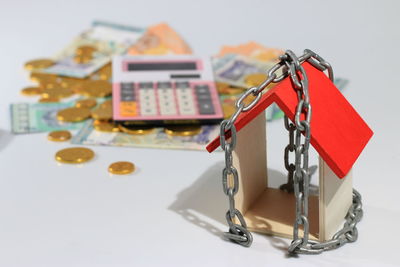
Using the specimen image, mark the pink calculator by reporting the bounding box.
[112,55,224,124]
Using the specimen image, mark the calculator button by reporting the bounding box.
[198,99,215,115]
[194,84,210,95]
[157,81,172,89]
[158,85,177,115]
[121,82,134,89]
[176,81,190,89]
[176,87,195,115]
[120,83,136,101]
[121,95,135,101]
[120,102,137,117]
[139,82,154,89]
[196,94,212,101]
[140,103,157,116]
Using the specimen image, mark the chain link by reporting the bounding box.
[218,49,363,254]
[220,119,253,247]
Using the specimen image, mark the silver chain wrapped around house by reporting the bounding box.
[218,49,363,254]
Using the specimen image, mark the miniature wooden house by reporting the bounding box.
[207,63,373,242]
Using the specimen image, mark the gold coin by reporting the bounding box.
[79,80,112,98]
[57,107,91,122]
[244,73,268,87]
[75,45,96,56]
[30,72,59,84]
[42,87,74,99]
[55,147,94,164]
[118,124,155,135]
[48,130,72,142]
[21,86,43,96]
[24,59,55,71]
[91,106,113,120]
[93,120,120,132]
[108,161,135,175]
[74,55,92,64]
[60,77,88,89]
[98,63,112,80]
[99,99,112,109]
[222,103,236,119]
[76,98,97,109]
[164,125,202,136]
[39,96,60,103]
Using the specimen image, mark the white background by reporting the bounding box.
[0,0,399,266]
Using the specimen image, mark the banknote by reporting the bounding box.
[10,102,85,134]
[41,21,145,78]
[218,41,284,62]
[212,54,277,88]
[72,121,219,151]
[128,23,192,55]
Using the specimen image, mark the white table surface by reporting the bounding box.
[0,0,399,266]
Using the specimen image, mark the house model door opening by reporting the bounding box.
[206,49,373,254]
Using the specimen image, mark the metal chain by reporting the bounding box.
[220,114,253,247]
[279,116,296,193]
[218,49,363,254]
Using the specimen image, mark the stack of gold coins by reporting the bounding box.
[164,125,202,136]
[118,122,155,135]
[22,56,113,107]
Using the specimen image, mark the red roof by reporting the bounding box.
[207,62,373,178]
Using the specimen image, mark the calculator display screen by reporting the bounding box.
[127,62,197,71]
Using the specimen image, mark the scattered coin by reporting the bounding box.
[24,59,55,71]
[21,86,43,96]
[76,98,97,109]
[55,147,94,164]
[30,72,58,84]
[60,77,88,89]
[57,107,91,122]
[118,123,155,135]
[39,96,60,103]
[79,80,112,98]
[244,73,268,87]
[93,120,120,132]
[108,161,135,175]
[164,125,202,136]
[91,105,112,120]
[42,87,74,99]
[48,130,72,142]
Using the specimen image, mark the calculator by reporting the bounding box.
[112,55,224,125]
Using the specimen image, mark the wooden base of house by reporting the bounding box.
[244,187,320,240]
[232,111,353,242]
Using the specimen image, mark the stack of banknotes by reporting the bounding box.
[11,21,348,151]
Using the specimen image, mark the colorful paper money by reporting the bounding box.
[212,54,277,88]
[41,21,145,78]
[218,41,284,62]
[72,121,219,151]
[128,23,192,55]
[10,102,85,134]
